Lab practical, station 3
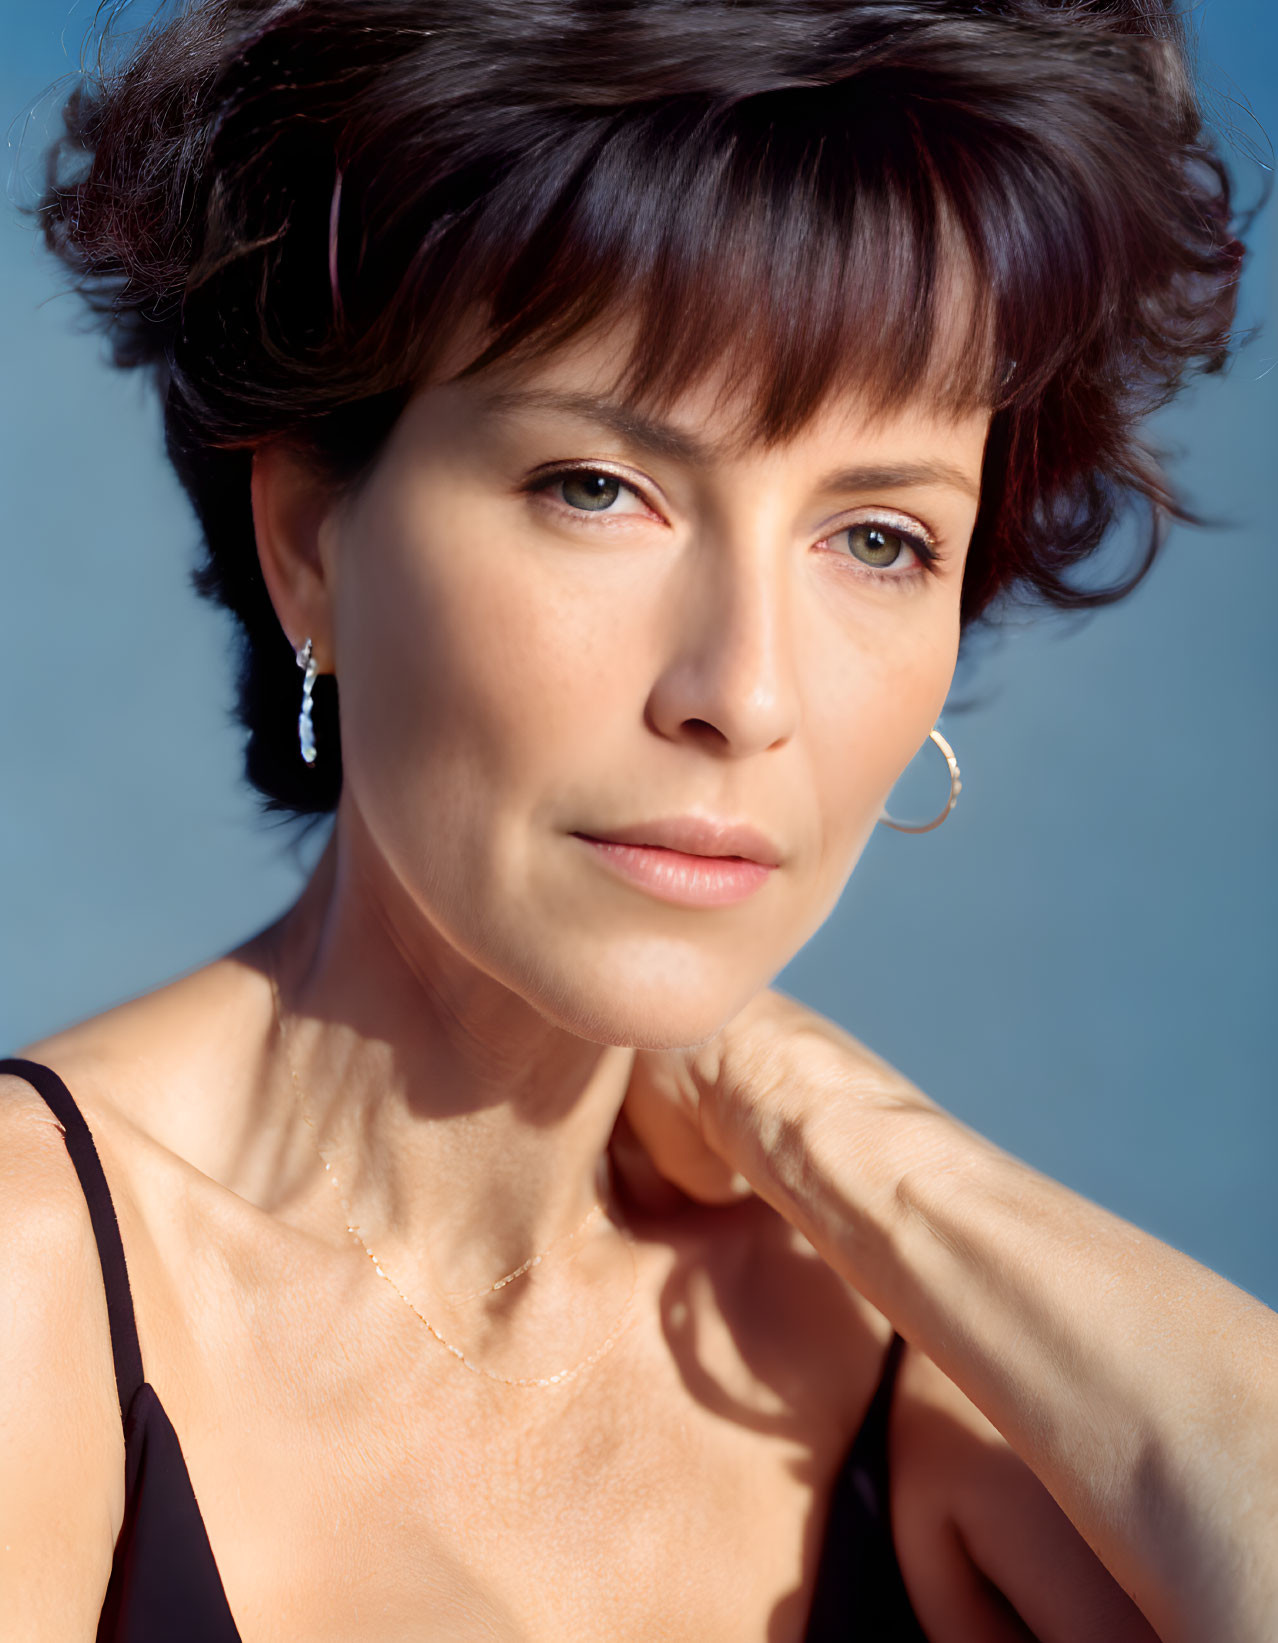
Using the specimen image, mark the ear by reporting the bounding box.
[250,443,339,671]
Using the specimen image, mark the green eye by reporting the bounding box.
[844,523,909,568]
[559,471,622,511]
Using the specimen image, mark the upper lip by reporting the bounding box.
[574,816,783,867]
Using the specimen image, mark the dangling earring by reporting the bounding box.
[295,638,319,766]
[880,727,962,833]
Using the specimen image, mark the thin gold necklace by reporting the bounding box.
[268,966,637,1389]
[447,1202,602,1303]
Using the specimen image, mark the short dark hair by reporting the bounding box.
[39,0,1244,817]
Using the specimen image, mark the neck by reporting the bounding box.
[261,824,635,1304]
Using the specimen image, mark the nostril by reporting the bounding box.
[681,718,731,747]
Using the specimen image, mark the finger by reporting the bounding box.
[620,1099,754,1205]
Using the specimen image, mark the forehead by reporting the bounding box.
[430,309,992,478]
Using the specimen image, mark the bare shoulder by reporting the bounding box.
[0,1070,118,1347]
[0,1075,124,1635]
[12,939,275,1174]
[889,1343,1158,1643]
[0,948,274,1630]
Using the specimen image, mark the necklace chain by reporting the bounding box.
[447,1201,602,1303]
[268,966,636,1389]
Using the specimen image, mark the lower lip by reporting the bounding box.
[573,836,775,907]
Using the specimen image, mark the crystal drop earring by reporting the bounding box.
[295,638,319,766]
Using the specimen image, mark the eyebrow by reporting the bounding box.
[482,387,981,501]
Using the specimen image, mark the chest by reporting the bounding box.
[146,1286,856,1643]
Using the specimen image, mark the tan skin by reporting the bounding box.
[4,323,1274,1642]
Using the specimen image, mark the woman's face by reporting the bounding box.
[317,327,989,1048]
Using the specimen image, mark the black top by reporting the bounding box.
[1,1056,928,1642]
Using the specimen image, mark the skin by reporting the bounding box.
[3,319,1270,1642]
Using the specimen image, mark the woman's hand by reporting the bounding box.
[617,1002,753,1206]
[619,986,934,1206]
[621,986,1278,1643]
[616,1051,749,1205]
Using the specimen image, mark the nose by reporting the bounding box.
[644,533,800,758]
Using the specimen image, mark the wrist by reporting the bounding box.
[693,992,956,1270]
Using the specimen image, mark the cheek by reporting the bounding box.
[331,482,634,845]
[803,595,962,862]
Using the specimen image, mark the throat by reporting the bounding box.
[290,1101,639,1390]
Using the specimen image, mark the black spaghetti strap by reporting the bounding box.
[0,1057,146,1418]
[877,1330,908,1400]
[804,1328,927,1641]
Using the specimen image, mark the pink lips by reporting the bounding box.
[572,817,781,908]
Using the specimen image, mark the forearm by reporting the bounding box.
[707,1004,1278,1642]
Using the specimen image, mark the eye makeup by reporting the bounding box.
[521,462,947,585]
[816,508,941,584]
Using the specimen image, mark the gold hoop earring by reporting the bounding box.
[880,727,962,834]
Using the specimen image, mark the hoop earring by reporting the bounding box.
[880,727,961,834]
[295,638,319,766]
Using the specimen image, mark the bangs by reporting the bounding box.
[324,35,1161,449]
[450,86,1005,444]
[59,3,1209,460]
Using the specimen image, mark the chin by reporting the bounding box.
[508,933,779,1052]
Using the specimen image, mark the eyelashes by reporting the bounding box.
[821,517,938,576]
[524,464,942,581]
[525,464,653,519]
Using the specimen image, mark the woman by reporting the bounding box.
[3,1,1274,1639]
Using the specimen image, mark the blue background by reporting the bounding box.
[2,3,1275,1307]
